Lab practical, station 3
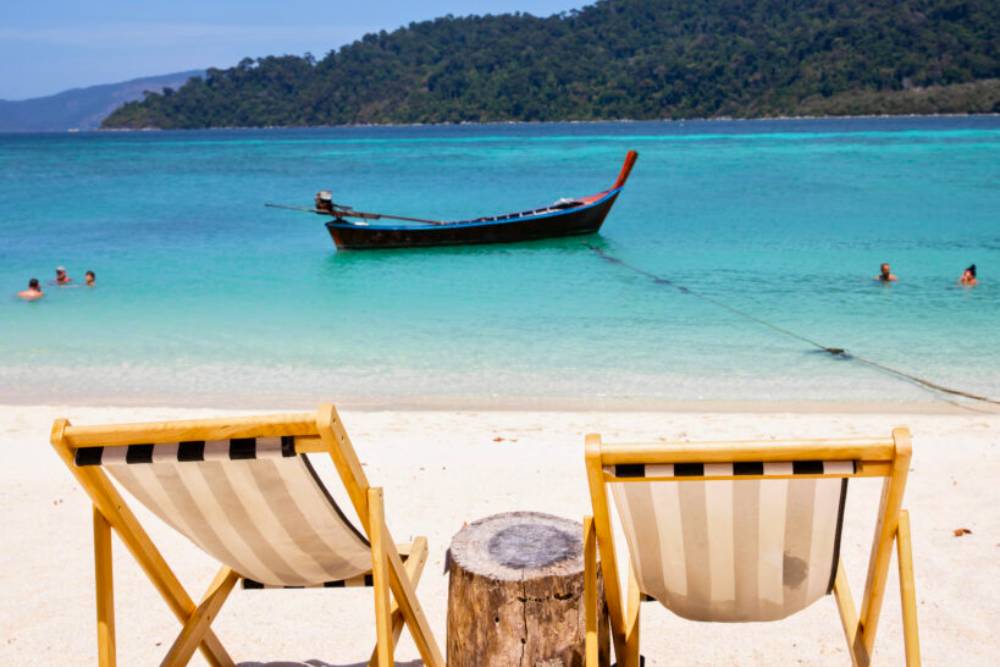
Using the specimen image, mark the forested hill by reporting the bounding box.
[103,0,1000,129]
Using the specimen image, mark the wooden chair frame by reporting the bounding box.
[582,428,920,667]
[51,404,445,667]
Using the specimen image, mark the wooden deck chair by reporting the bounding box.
[50,405,444,667]
[582,428,919,666]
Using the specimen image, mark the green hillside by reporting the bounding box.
[102,0,1000,128]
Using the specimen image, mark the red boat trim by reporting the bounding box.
[613,150,639,189]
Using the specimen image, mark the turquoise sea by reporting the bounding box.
[1,118,998,409]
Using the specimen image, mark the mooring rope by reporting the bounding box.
[590,246,1000,407]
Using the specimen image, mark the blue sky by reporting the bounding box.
[0,1,584,100]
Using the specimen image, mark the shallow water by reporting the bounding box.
[1,118,998,408]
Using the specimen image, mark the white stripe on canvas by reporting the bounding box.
[655,481,688,600]
[271,459,371,578]
[215,459,335,584]
[255,436,284,457]
[610,484,647,596]
[203,440,230,461]
[805,479,842,601]
[704,463,732,477]
[824,461,854,475]
[763,461,793,476]
[152,443,179,462]
[646,464,674,477]
[101,446,129,465]
[756,477,788,609]
[182,462,285,583]
[705,479,735,606]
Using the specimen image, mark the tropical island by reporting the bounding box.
[100,0,999,128]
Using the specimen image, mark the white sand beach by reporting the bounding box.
[2,404,998,665]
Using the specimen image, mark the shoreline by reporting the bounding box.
[98,111,1000,132]
[1,112,996,135]
[3,397,993,415]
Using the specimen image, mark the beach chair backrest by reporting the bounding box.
[589,435,904,624]
[609,461,849,621]
[62,412,372,587]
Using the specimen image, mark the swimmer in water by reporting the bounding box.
[959,264,977,286]
[875,262,897,283]
[85,270,96,287]
[17,278,44,301]
[54,266,72,285]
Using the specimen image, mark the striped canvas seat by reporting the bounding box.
[75,436,372,587]
[52,406,445,667]
[609,460,850,621]
[582,431,921,667]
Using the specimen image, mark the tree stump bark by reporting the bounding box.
[446,511,608,667]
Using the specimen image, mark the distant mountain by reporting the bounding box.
[0,70,204,132]
[102,0,1000,129]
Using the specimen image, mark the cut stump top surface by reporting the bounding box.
[448,511,583,581]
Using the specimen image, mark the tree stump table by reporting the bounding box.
[446,511,608,666]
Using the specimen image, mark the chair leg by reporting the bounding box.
[623,567,641,667]
[368,538,430,667]
[833,560,869,667]
[94,506,116,667]
[586,436,628,664]
[160,567,239,667]
[859,429,911,654]
[896,510,921,666]
[368,488,394,667]
[583,517,602,667]
[384,535,444,665]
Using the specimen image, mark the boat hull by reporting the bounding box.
[326,191,620,250]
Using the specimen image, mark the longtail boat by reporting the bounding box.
[267,150,637,250]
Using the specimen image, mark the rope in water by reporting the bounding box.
[590,246,1000,407]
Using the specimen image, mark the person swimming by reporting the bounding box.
[85,270,96,287]
[959,264,977,286]
[17,278,44,301]
[54,266,72,285]
[875,262,898,282]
